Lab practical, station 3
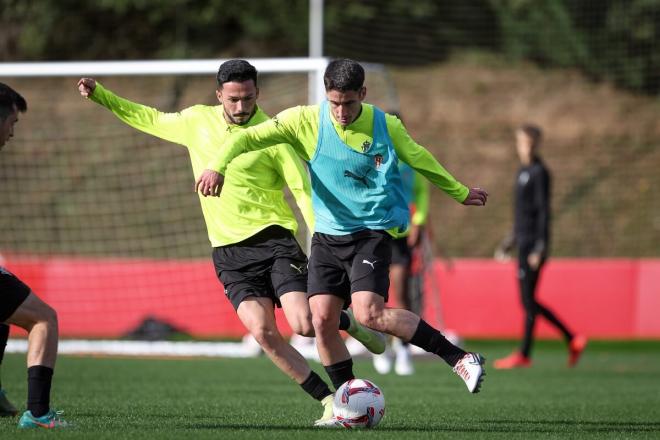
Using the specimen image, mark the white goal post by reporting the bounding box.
[0,57,331,104]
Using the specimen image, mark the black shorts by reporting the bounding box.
[308,229,392,306]
[212,226,308,310]
[390,237,412,267]
[0,267,31,322]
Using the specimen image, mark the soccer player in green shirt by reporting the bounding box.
[196,60,489,418]
[373,154,431,376]
[78,60,384,426]
[1,83,70,429]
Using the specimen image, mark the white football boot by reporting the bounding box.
[372,348,393,374]
[452,352,486,393]
[394,343,414,376]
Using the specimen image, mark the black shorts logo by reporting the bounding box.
[362,259,377,270]
[289,263,305,274]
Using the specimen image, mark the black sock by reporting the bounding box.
[324,359,355,390]
[409,319,466,367]
[0,324,8,389]
[300,371,333,401]
[338,311,351,331]
[27,365,53,417]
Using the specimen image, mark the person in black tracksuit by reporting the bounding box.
[494,124,586,369]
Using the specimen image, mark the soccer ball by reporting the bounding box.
[333,379,385,428]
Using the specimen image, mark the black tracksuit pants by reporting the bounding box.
[518,241,573,357]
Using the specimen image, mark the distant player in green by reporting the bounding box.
[196,59,489,416]
[78,60,384,426]
[1,82,70,429]
[373,154,431,376]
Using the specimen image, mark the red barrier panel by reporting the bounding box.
[635,260,660,337]
[432,259,640,338]
[3,256,658,339]
[5,257,250,338]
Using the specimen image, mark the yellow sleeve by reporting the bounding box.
[208,106,313,174]
[272,145,315,232]
[386,115,469,203]
[411,171,430,225]
[89,82,188,146]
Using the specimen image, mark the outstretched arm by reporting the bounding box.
[196,106,310,197]
[77,78,187,145]
[387,116,487,206]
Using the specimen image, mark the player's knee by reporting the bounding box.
[521,299,536,315]
[46,304,57,325]
[311,313,335,337]
[250,326,280,351]
[291,318,314,337]
[35,302,58,328]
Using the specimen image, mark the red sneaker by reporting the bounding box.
[568,335,587,367]
[494,351,531,369]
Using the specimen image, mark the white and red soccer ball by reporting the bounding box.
[333,379,385,428]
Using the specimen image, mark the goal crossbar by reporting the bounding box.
[0,57,331,103]
[0,57,329,77]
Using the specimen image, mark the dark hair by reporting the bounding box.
[216,59,258,88]
[0,82,27,120]
[323,59,365,92]
[518,123,543,148]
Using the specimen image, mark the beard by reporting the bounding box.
[229,113,251,125]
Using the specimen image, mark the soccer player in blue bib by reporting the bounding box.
[197,60,489,415]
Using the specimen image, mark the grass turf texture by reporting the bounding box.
[0,340,658,439]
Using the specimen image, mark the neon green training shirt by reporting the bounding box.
[209,104,468,200]
[207,103,468,237]
[411,171,431,226]
[89,83,313,247]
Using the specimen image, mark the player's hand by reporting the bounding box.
[77,78,97,98]
[494,248,511,262]
[527,252,542,270]
[462,187,488,206]
[406,224,422,247]
[195,169,224,197]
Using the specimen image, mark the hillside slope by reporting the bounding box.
[0,57,657,257]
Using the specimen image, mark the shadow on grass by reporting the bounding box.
[184,419,660,434]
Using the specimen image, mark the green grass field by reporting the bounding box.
[1,340,658,439]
